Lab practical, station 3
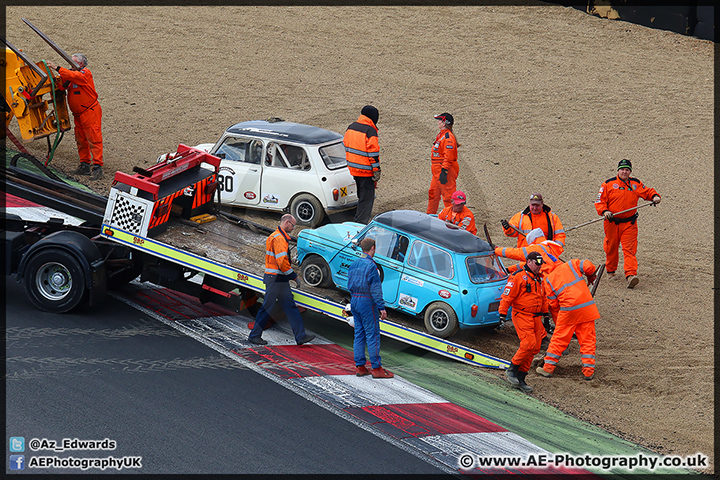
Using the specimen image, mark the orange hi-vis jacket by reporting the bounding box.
[495,239,564,275]
[264,227,297,280]
[499,267,548,318]
[503,206,566,248]
[594,174,659,220]
[438,204,477,235]
[431,128,457,169]
[344,115,379,178]
[57,66,99,116]
[543,259,599,326]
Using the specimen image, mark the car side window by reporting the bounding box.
[407,241,454,279]
[359,226,399,260]
[284,145,311,171]
[215,137,262,165]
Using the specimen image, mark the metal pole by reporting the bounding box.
[565,202,656,233]
[22,18,81,70]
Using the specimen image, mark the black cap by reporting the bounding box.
[361,105,379,124]
[434,112,454,125]
[527,252,544,264]
[617,158,632,171]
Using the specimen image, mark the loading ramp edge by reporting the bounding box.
[101,224,510,369]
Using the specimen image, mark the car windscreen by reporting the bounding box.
[466,255,506,284]
[319,141,347,170]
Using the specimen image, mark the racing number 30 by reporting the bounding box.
[218,175,234,193]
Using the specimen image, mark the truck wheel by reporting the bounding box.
[23,249,86,313]
[301,255,333,288]
[423,302,459,338]
[290,194,324,228]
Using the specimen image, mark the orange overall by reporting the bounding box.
[438,204,477,235]
[594,175,659,277]
[503,206,566,248]
[540,259,600,378]
[426,128,458,214]
[57,66,103,166]
[499,267,548,373]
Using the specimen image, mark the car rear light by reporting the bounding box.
[153,203,170,218]
[205,181,218,196]
[471,304,478,317]
[332,188,339,201]
[488,301,499,312]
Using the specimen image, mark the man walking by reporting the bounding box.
[247,214,315,346]
[426,113,459,215]
[47,54,104,180]
[348,238,393,378]
[502,193,566,248]
[499,252,548,393]
[344,105,380,224]
[594,158,661,288]
[536,258,599,381]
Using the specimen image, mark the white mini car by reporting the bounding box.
[164,120,358,227]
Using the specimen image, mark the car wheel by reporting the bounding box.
[23,249,87,313]
[423,302,459,338]
[301,255,333,288]
[290,194,325,228]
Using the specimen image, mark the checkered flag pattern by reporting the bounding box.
[110,195,147,235]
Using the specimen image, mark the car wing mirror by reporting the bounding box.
[351,238,359,249]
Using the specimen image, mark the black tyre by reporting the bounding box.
[23,249,86,313]
[301,255,333,288]
[423,301,459,338]
[290,194,324,228]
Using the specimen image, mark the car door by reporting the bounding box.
[212,136,263,206]
[355,226,405,305]
[260,142,316,210]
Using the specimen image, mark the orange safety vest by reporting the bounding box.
[264,227,294,277]
[438,204,477,235]
[594,175,659,220]
[543,259,600,326]
[344,115,379,178]
[503,206,566,248]
[57,66,100,116]
[499,267,548,317]
[430,128,457,169]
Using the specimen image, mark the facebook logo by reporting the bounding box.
[10,437,25,452]
[9,455,25,470]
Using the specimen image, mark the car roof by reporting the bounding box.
[373,210,493,254]
[225,120,343,145]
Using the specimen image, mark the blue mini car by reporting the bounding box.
[296,210,508,338]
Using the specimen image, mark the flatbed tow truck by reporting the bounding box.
[3,145,509,369]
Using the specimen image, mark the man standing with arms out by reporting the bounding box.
[499,252,548,393]
[536,258,599,381]
[502,193,566,248]
[348,238,393,378]
[594,159,661,289]
[248,214,315,346]
[47,54,104,180]
[438,190,477,235]
[344,105,380,224]
[426,113,458,215]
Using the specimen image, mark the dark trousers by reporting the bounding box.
[354,176,376,224]
[249,277,307,343]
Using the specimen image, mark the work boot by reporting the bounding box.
[584,373,594,381]
[606,271,617,280]
[296,334,316,345]
[505,363,520,386]
[626,275,639,289]
[516,371,533,393]
[90,165,104,180]
[75,162,91,175]
[371,367,394,379]
[248,336,267,345]
[536,366,552,377]
[355,365,371,377]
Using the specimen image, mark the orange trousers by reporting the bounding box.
[541,320,596,378]
[510,311,546,372]
[603,219,638,277]
[426,162,458,214]
[74,104,103,166]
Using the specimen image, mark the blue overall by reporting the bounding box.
[347,253,385,369]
